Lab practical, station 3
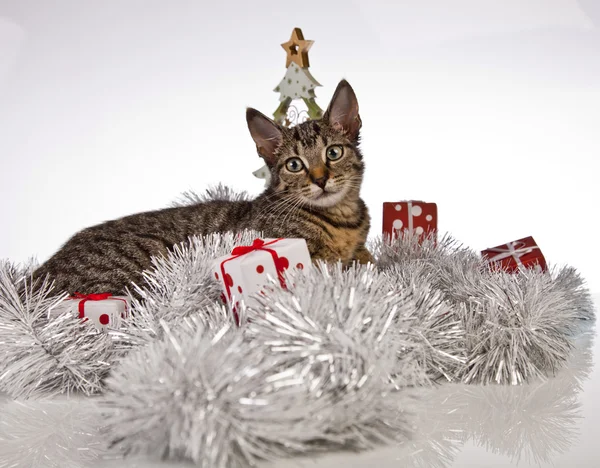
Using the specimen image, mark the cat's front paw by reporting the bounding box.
[352,245,375,265]
[310,248,345,268]
[311,255,341,268]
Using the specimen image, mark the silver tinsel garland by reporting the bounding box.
[0,265,119,399]
[380,263,467,383]
[1,328,590,468]
[101,312,412,467]
[0,187,595,467]
[246,262,465,387]
[103,264,419,467]
[170,183,252,207]
[122,230,263,347]
[377,232,595,385]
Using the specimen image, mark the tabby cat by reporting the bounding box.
[33,79,373,295]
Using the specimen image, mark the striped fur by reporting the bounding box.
[33,80,373,295]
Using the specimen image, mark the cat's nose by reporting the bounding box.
[310,167,329,189]
[312,176,328,189]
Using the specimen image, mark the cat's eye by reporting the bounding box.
[285,158,304,173]
[326,145,344,161]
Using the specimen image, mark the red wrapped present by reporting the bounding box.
[383,201,438,241]
[213,238,311,324]
[48,292,129,331]
[482,236,547,273]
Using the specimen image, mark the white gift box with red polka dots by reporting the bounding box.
[213,238,311,310]
[48,294,129,331]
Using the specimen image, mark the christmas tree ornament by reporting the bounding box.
[254,27,325,185]
[273,62,321,118]
[382,201,438,241]
[273,27,323,124]
[281,27,314,68]
[252,165,271,187]
[482,236,547,273]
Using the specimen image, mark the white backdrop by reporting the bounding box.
[0,0,598,292]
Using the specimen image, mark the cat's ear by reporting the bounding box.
[246,108,283,166]
[324,79,362,141]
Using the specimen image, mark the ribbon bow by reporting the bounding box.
[231,238,267,256]
[70,292,127,319]
[487,241,539,269]
[220,238,287,299]
[219,238,287,325]
[72,292,113,301]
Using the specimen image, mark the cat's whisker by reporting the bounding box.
[274,192,302,214]
[282,193,305,227]
[258,193,300,223]
[257,201,288,223]
[275,192,302,225]
[271,199,298,223]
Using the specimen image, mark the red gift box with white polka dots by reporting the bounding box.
[213,238,311,313]
[48,295,129,331]
[382,201,438,240]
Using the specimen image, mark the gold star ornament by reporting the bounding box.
[281,27,314,68]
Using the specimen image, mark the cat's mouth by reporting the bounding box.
[305,186,348,207]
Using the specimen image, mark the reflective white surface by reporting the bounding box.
[269,323,597,468]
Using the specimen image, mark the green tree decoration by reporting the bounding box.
[273,27,324,125]
[254,28,325,187]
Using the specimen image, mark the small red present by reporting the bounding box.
[383,201,438,241]
[482,236,547,273]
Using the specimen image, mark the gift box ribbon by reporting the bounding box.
[220,238,287,303]
[70,292,128,319]
[486,241,539,269]
[407,201,415,232]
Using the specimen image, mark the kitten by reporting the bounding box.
[33,79,373,295]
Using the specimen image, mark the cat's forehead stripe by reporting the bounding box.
[284,122,354,159]
[307,126,319,147]
[298,126,309,147]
